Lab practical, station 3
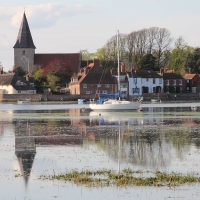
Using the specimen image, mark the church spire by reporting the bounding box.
[13,12,36,49]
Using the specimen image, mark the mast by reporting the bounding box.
[117,30,120,100]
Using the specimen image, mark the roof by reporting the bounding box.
[0,73,35,91]
[13,12,36,49]
[163,73,184,80]
[81,66,116,84]
[34,53,81,74]
[183,74,197,79]
[127,70,162,78]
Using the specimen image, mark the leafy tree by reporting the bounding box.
[80,50,97,60]
[42,59,72,86]
[13,66,26,77]
[33,69,46,93]
[185,48,200,74]
[47,73,61,92]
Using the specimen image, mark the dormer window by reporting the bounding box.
[16,81,27,86]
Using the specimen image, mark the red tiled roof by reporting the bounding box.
[34,53,81,74]
[79,64,115,84]
[183,74,197,79]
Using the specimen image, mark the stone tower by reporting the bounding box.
[13,12,36,72]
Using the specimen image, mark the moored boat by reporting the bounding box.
[78,99,87,104]
[18,99,30,104]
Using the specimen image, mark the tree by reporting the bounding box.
[138,54,157,70]
[80,50,97,60]
[185,48,200,74]
[13,66,26,77]
[33,69,46,93]
[153,28,172,69]
[42,59,72,85]
[47,73,61,92]
[169,46,192,75]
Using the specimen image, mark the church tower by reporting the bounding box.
[13,12,36,72]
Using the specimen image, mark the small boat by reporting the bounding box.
[78,99,87,104]
[151,99,161,103]
[18,99,31,104]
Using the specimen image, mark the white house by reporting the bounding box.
[127,69,163,96]
[0,73,36,94]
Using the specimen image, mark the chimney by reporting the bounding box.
[160,68,164,74]
[120,62,125,73]
[26,74,29,81]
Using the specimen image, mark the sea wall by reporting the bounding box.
[0,93,199,102]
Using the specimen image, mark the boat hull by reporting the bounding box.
[89,101,141,110]
[18,100,30,104]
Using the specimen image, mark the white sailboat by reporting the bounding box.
[89,30,142,111]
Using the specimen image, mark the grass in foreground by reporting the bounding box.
[40,169,200,187]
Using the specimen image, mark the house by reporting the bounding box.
[69,59,117,98]
[160,70,186,93]
[0,70,36,94]
[14,12,81,75]
[183,74,200,93]
[127,69,163,96]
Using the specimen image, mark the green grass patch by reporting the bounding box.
[41,169,200,187]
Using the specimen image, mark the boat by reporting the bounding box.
[151,99,161,103]
[17,99,31,104]
[78,99,87,104]
[88,30,142,111]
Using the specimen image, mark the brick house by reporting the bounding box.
[159,69,186,93]
[183,74,200,93]
[68,59,117,99]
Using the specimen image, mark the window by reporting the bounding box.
[159,78,162,84]
[18,90,21,93]
[146,78,149,82]
[153,78,155,84]
[96,90,100,94]
[166,80,169,85]
[179,79,182,85]
[83,84,87,88]
[23,50,25,55]
[173,80,176,85]
[97,84,101,87]
[105,84,110,88]
[132,88,139,94]
[102,90,107,94]
[187,80,189,83]
[120,77,125,81]
[86,91,90,94]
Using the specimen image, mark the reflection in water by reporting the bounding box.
[15,121,36,185]
[9,107,200,188]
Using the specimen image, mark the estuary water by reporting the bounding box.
[0,102,200,200]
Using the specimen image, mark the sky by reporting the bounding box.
[0,0,200,71]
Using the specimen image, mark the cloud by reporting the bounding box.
[0,3,97,29]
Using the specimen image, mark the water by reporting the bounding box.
[0,102,200,199]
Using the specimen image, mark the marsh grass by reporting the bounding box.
[41,169,200,187]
